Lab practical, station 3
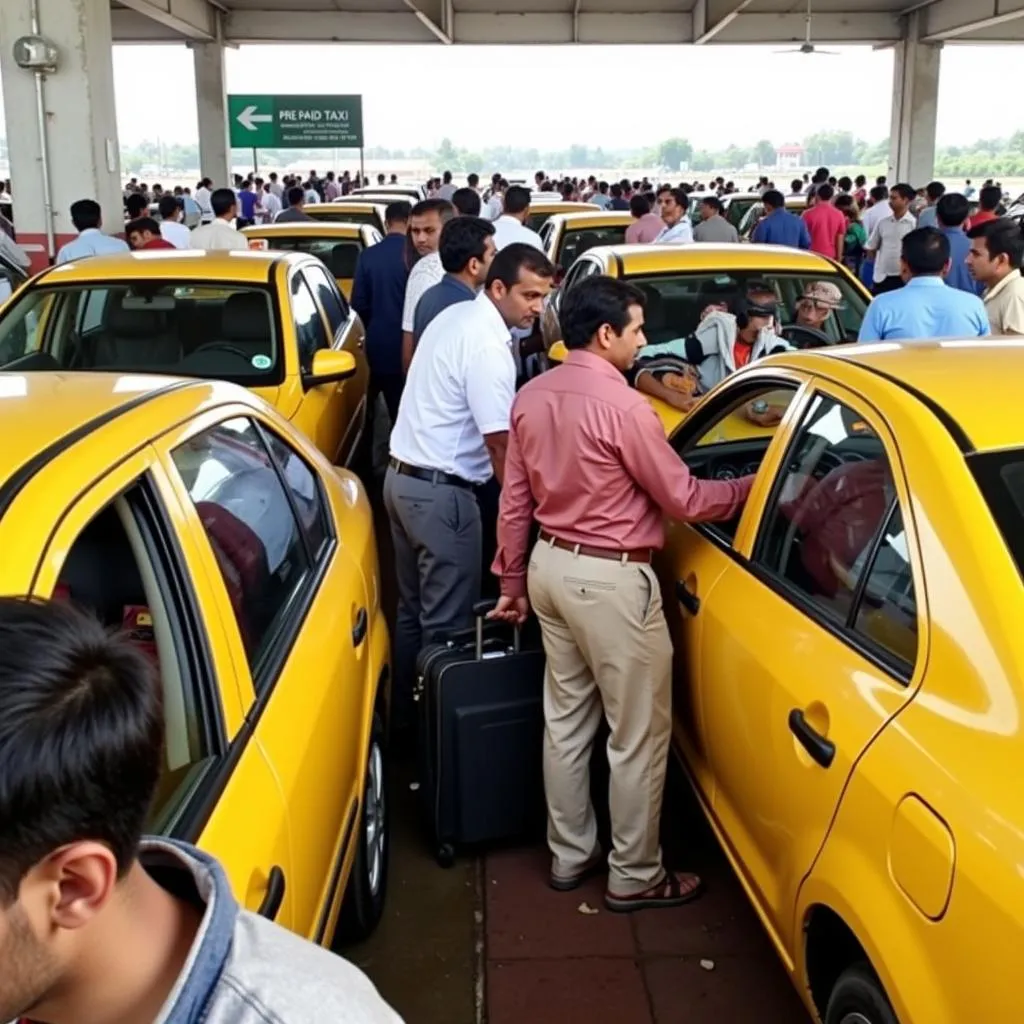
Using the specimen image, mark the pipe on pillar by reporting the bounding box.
[888,10,942,186]
[29,0,56,261]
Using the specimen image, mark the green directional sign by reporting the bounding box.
[228,94,364,149]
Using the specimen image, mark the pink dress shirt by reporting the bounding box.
[625,213,666,245]
[492,350,753,598]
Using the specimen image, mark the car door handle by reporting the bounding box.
[675,579,700,615]
[257,865,286,921]
[352,606,368,646]
[788,709,836,768]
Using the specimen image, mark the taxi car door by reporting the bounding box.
[292,264,368,468]
[30,446,295,928]
[157,412,368,946]
[658,375,809,803]
[695,382,924,959]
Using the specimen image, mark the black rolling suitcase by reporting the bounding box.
[415,599,546,866]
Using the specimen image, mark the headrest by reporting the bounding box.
[107,303,169,338]
[221,292,269,342]
[328,243,360,279]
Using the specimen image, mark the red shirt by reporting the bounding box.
[965,209,997,232]
[140,236,175,250]
[733,340,753,367]
[802,203,846,259]
[493,350,753,598]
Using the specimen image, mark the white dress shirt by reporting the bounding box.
[656,219,694,244]
[189,219,250,252]
[261,191,282,223]
[194,186,213,224]
[861,201,892,239]
[866,211,916,283]
[492,215,545,252]
[402,252,445,332]
[390,292,516,484]
[160,220,191,249]
[485,194,504,221]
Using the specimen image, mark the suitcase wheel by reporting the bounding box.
[435,843,456,869]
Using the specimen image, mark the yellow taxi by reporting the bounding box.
[0,251,370,469]
[0,372,391,943]
[525,200,599,234]
[545,243,871,432]
[537,211,633,273]
[306,201,389,233]
[242,222,382,299]
[655,339,1024,1024]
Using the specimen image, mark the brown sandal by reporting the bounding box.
[604,871,704,913]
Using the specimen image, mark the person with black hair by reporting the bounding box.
[916,181,946,229]
[126,216,175,251]
[274,186,313,223]
[413,216,496,342]
[968,184,1005,230]
[693,195,739,243]
[492,186,544,251]
[385,244,554,734]
[401,198,456,372]
[656,189,693,244]
[967,218,1024,334]
[865,183,917,294]
[935,192,978,295]
[859,226,989,341]
[126,192,149,220]
[451,186,482,217]
[437,169,456,202]
[751,190,810,249]
[489,275,752,912]
[608,182,629,211]
[55,199,129,265]
[625,193,664,245]
[157,194,190,248]
[0,597,402,1024]
[189,188,248,250]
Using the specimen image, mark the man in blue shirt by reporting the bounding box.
[858,227,989,342]
[935,192,982,295]
[413,215,496,344]
[55,199,129,264]
[750,190,811,249]
[351,201,412,424]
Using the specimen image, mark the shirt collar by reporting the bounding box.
[985,268,1022,301]
[444,274,477,297]
[477,291,512,341]
[905,275,944,288]
[564,348,627,383]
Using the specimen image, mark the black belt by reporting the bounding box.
[389,458,475,491]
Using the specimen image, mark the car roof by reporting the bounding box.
[310,201,385,212]
[775,339,1024,453]
[242,222,364,239]
[35,250,299,284]
[591,243,841,275]
[546,212,634,229]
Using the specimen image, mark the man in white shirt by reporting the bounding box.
[865,183,917,294]
[194,177,214,224]
[401,198,455,372]
[385,243,554,732]
[189,188,249,251]
[655,188,695,244]
[437,171,457,202]
[157,195,191,248]
[485,175,505,221]
[492,186,545,252]
[261,184,282,223]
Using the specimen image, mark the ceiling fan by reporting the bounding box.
[776,0,839,55]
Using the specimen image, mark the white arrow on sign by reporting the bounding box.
[236,105,273,132]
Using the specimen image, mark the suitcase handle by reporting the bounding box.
[473,599,521,661]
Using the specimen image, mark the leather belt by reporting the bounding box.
[539,529,652,564]
[389,458,475,491]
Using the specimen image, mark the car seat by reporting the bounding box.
[218,291,273,363]
[91,303,182,370]
[327,243,360,280]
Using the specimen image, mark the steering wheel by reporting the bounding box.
[186,342,253,361]
[780,324,832,350]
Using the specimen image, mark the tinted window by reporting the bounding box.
[172,417,310,686]
[0,282,279,384]
[262,427,330,560]
[291,275,330,368]
[307,208,378,227]
[266,237,362,282]
[756,395,895,626]
[969,449,1024,579]
[304,264,349,335]
[559,226,628,269]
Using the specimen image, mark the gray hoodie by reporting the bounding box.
[684,310,792,393]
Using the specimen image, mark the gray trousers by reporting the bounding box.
[383,466,482,726]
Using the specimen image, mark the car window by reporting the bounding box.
[673,381,800,545]
[755,394,897,628]
[267,237,362,282]
[171,417,311,689]
[262,426,330,560]
[562,257,601,294]
[623,271,867,347]
[303,264,349,337]
[559,226,628,270]
[0,282,279,384]
[291,274,330,369]
[307,208,377,227]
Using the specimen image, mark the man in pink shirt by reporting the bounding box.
[624,193,665,245]
[802,183,846,261]
[490,276,752,912]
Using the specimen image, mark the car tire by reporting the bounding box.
[825,963,899,1024]
[334,713,390,944]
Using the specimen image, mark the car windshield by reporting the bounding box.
[626,270,868,346]
[254,237,362,278]
[559,226,628,270]
[307,208,378,227]
[0,282,279,385]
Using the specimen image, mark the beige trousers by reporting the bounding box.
[527,538,673,896]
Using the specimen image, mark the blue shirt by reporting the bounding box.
[939,225,982,296]
[55,228,129,265]
[916,205,938,229]
[858,275,990,342]
[750,208,811,250]
[238,189,258,220]
[413,274,476,342]
[350,232,410,376]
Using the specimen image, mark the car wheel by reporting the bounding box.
[334,712,390,944]
[825,963,899,1024]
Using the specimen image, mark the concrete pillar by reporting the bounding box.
[888,11,942,186]
[193,42,231,188]
[0,0,122,270]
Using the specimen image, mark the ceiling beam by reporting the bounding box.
[921,0,1024,40]
[694,0,755,44]
[401,0,451,44]
[715,11,902,42]
[114,0,216,40]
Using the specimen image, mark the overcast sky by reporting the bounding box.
[0,43,1017,149]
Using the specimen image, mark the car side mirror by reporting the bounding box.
[302,348,357,389]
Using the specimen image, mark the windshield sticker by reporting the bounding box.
[251,354,272,370]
